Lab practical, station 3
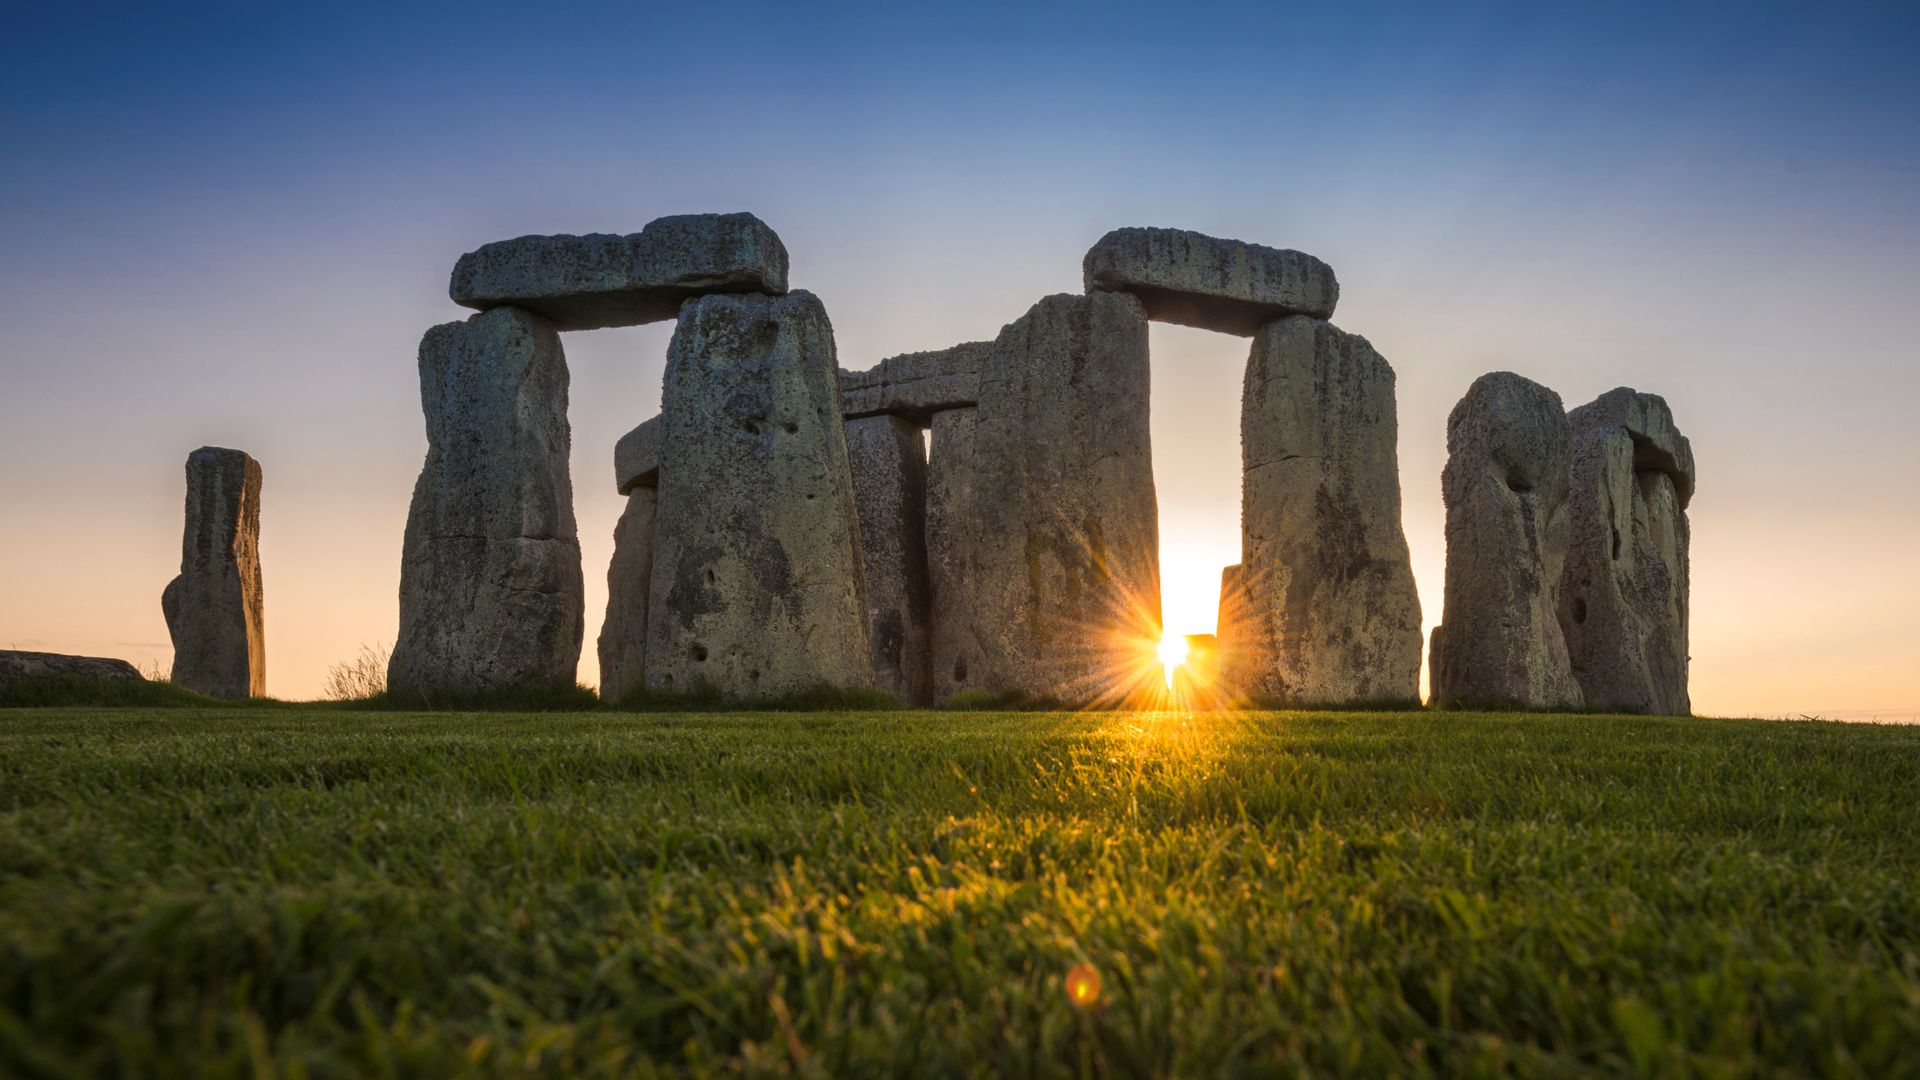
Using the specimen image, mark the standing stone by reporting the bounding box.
[389,306,583,696]
[846,415,933,705]
[1233,316,1421,705]
[1214,563,1252,696]
[926,407,986,703]
[645,291,873,699]
[450,213,789,331]
[1560,389,1694,715]
[1429,373,1582,708]
[948,292,1163,705]
[1083,227,1339,334]
[597,486,657,703]
[161,447,264,699]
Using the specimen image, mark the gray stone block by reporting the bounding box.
[846,415,933,705]
[162,446,264,699]
[1083,226,1338,335]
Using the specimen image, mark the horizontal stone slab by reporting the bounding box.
[614,415,663,494]
[1083,226,1338,334]
[0,649,144,683]
[838,341,991,422]
[451,212,788,331]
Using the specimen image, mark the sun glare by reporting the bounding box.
[1157,634,1189,687]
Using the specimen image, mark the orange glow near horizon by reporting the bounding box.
[1157,634,1188,688]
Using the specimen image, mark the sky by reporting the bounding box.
[1,1,1915,718]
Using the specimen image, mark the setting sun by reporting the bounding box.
[1157,633,1189,687]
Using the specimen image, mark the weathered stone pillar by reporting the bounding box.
[926,407,985,703]
[1233,316,1421,706]
[597,418,662,703]
[645,291,873,699]
[389,306,583,696]
[1560,389,1694,715]
[956,292,1163,705]
[161,446,264,699]
[846,415,933,705]
[1429,373,1582,709]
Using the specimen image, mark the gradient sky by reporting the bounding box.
[2,1,1915,718]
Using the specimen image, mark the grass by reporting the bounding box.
[1,708,1917,1076]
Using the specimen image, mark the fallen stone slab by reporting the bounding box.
[389,306,584,695]
[596,487,656,703]
[1083,226,1338,335]
[614,415,663,494]
[450,213,789,331]
[0,650,143,683]
[1430,372,1583,709]
[839,341,991,422]
[1560,389,1693,715]
[645,291,873,699]
[846,415,933,705]
[1231,316,1421,706]
[161,446,265,699]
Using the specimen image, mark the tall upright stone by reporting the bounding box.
[597,486,657,703]
[389,306,583,696]
[846,415,933,705]
[1560,388,1694,715]
[926,407,985,703]
[1429,373,1582,708]
[161,446,264,699]
[944,292,1163,705]
[1233,316,1421,705]
[645,291,873,698]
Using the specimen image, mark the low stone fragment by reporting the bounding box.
[389,306,583,695]
[645,291,873,699]
[596,487,656,703]
[946,292,1163,705]
[1560,389,1693,714]
[614,415,663,495]
[161,446,265,699]
[1083,227,1339,334]
[1430,373,1582,708]
[846,415,933,705]
[1231,316,1421,705]
[450,213,788,331]
[0,650,144,683]
[925,408,985,704]
[839,341,990,421]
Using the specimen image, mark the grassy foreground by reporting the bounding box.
[2,709,1917,1077]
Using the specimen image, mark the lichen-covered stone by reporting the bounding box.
[389,307,583,695]
[926,407,985,704]
[614,415,663,495]
[1430,373,1582,708]
[596,487,656,703]
[1083,227,1338,335]
[839,341,990,421]
[645,291,872,699]
[846,415,932,705]
[450,213,788,331]
[952,292,1163,705]
[1560,389,1693,715]
[1232,316,1421,705]
[162,446,264,699]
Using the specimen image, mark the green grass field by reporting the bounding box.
[3,708,1917,1077]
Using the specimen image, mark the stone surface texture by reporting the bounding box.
[1083,227,1339,335]
[450,213,788,331]
[0,650,144,683]
[938,292,1163,705]
[645,291,873,699]
[839,341,990,421]
[596,487,656,703]
[1429,373,1583,708]
[161,446,265,699]
[1231,316,1421,705]
[1560,389,1693,715]
[614,415,663,495]
[389,306,584,695]
[846,415,933,705]
[925,407,985,704]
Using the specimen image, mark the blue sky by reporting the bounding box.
[2,1,1916,714]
